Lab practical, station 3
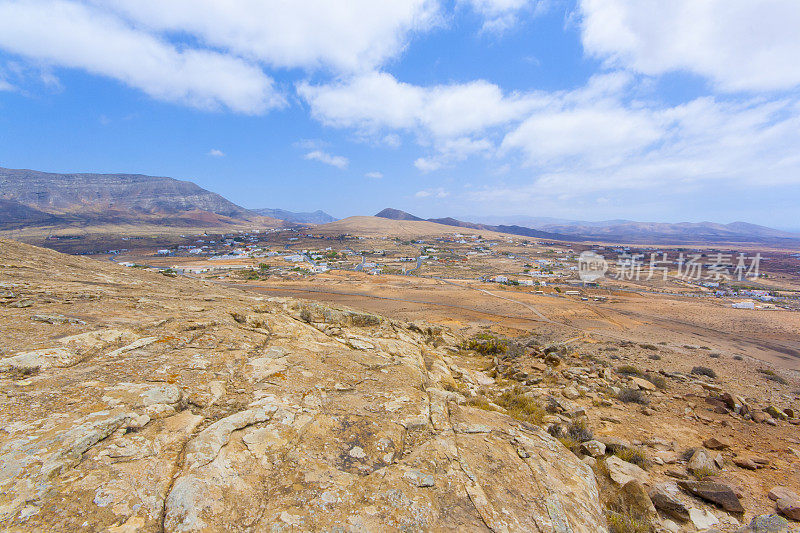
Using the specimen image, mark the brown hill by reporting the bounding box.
[315,215,522,239]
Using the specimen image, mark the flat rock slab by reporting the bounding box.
[678,480,744,513]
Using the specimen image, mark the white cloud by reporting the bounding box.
[484,95,800,208]
[300,72,542,138]
[97,0,439,73]
[304,150,349,169]
[579,0,800,92]
[415,137,494,172]
[0,0,282,113]
[300,71,543,169]
[502,106,663,166]
[415,187,449,198]
[365,171,383,179]
[463,0,547,33]
[414,158,442,172]
[207,149,225,157]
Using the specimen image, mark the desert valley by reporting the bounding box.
[1,168,799,532]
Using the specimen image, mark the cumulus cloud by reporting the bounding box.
[299,71,542,169]
[207,149,225,157]
[415,187,449,198]
[365,171,383,179]
[304,150,349,169]
[579,0,800,92]
[462,0,547,33]
[300,71,541,138]
[0,0,439,112]
[95,0,439,72]
[502,106,663,166]
[479,94,800,212]
[0,0,282,113]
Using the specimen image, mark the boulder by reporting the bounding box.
[688,448,719,475]
[605,455,650,486]
[689,508,720,529]
[653,450,679,464]
[752,410,771,423]
[766,405,788,420]
[737,514,789,533]
[579,440,606,458]
[598,436,630,452]
[677,480,745,513]
[733,456,759,470]
[649,484,690,522]
[631,377,656,391]
[703,436,730,450]
[615,480,657,520]
[776,497,800,521]
[769,487,800,502]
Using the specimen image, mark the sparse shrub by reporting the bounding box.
[708,353,721,359]
[766,374,788,385]
[443,380,469,396]
[692,466,717,480]
[759,368,776,376]
[606,507,652,533]
[467,397,498,411]
[299,309,313,323]
[691,366,717,379]
[593,458,611,480]
[644,373,667,390]
[616,365,645,378]
[647,353,661,360]
[618,388,649,405]
[733,355,743,361]
[496,387,545,425]
[462,335,507,356]
[640,344,658,351]
[614,447,649,470]
[558,435,580,452]
[566,419,594,442]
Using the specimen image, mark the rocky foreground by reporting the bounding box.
[0,239,604,532]
[1,238,799,532]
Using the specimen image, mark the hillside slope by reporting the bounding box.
[0,238,606,531]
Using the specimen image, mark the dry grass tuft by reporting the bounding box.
[495,387,545,425]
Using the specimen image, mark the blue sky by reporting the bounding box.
[1,1,800,228]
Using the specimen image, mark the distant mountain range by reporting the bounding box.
[253,208,336,224]
[375,208,576,240]
[375,208,800,245]
[2,166,797,245]
[0,167,284,230]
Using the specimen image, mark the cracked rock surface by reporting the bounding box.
[0,238,606,532]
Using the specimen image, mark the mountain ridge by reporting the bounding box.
[0,167,283,230]
[253,208,336,224]
[375,208,800,245]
